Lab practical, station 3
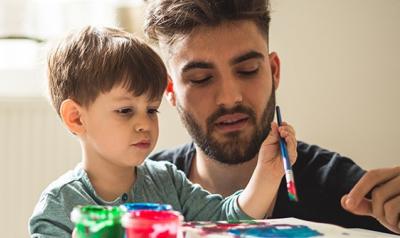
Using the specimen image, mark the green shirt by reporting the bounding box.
[29,160,251,237]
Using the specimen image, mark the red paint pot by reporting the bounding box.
[122,210,183,238]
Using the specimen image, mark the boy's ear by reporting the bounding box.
[269,52,281,90]
[165,76,176,107]
[60,99,85,135]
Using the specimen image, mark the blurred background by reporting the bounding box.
[0,0,399,237]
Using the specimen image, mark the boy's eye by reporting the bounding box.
[116,108,133,115]
[147,108,160,114]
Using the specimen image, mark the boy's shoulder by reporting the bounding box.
[40,163,87,199]
[138,160,187,184]
[29,164,91,236]
[140,159,178,174]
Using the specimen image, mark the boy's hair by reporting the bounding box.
[48,26,167,117]
[144,0,271,46]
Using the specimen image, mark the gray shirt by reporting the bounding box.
[29,160,251,237]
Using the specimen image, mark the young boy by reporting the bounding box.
[29,26,297,237]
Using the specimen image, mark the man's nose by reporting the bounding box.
[215,76,243,108]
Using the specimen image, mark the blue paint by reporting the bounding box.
[228,224,322,237]
[121,203,172,212]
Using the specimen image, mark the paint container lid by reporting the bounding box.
[121,210,183,228]
[121,202,172,212]
[71,205,124,233]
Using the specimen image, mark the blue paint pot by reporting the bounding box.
[121,203,172,212]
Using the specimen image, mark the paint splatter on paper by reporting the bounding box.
[229,224,321,237]
[183,220,321,237]
[183,218,395,238]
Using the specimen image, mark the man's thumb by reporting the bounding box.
[341,194,373,217]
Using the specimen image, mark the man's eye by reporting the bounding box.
[147,108,160,114]
[116,108,133,115]
[238,68,259,76]
[190,76,212,84]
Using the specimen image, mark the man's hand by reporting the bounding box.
[341,167,400,234]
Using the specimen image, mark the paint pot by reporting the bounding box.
[121,203,172,212]
[71,205,124,238]
[122,210,183,238]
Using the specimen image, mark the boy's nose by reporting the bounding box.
[136,124,149,133]
[135,115,151,133]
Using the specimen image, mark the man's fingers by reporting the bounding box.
[371,174,400,222]
[384,195,400,227]
[341,194,372,216]
[347,167,400,207]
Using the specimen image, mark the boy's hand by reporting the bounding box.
[238,121,297,219]
[341,167,400,234]
[257,122,297,178]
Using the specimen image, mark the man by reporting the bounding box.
[144,0,400,234]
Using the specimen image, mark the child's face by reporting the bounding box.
[80,84,161,168]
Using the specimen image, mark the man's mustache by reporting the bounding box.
[206,105,257,129]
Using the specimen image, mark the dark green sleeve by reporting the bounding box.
[29,194,73,238]
[165,163,253,221]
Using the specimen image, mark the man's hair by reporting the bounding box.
[48,26,167,117]
[144,0,271,46]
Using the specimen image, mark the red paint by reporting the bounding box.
[122,210,182,238]
[287,182,298,198]
[167,80,173,93]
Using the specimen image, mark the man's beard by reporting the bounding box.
[176,89,276,165]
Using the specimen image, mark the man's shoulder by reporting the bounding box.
[296,141,363,170]
[294,141,365,193]
[148,143,195,175]
[149,143,195,162]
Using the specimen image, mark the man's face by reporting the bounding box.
[167,20,280,164]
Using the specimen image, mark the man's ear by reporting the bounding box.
[60,99,85,135]
[269,52,281,90]
[165,76,176,107]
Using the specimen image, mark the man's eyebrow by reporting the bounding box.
[230,51,265,65]
[181,61,214,73]
[180,51,263,73]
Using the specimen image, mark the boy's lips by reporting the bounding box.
[131,140,151,149]
[214,113,249,133]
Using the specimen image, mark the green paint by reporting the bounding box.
[71,205,125,238]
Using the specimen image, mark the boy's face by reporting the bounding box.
[79,85,160,168]
[166,20,280,164]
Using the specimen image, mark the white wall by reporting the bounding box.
[0,0,399,237]
[270,0,400,169]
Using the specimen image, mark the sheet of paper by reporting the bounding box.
[182,217,398,238]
